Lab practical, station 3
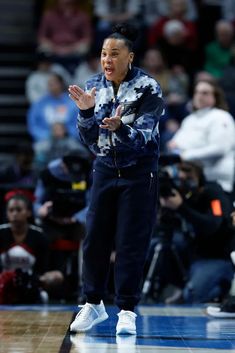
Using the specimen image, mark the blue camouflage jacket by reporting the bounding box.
[77,66,164,170]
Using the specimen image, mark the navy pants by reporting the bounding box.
[82,164,158,310]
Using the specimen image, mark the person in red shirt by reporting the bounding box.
[38,0,92,72]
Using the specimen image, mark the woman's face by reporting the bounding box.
[7,199,30,225]
[101,38,134,86]
[193,81,216,110]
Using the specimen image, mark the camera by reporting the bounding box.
[158,153,181,198]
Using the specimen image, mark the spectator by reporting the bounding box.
[34,153,91,300]
[141,47,189,103]
[27,73,78,142]
[37,0,92,72]
[0,190,63,304]
[0,142,37,188]
[158,161,234,303]
[33,122,91,170]
[196,0,235,47]
[156,19,197,76]
[73,50,101,89]
[142,0,197,28]
[25,51,72,104]
[141,47,189,122]
[204,20,235,78]
[168,80,235,194]
[92,0,141,50]
[148,0,198,50]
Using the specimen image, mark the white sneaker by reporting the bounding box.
[116,310,137,335]
[206,298,235,318]
[70,301,108,332]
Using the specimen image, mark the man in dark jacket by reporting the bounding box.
[159,161,234,303]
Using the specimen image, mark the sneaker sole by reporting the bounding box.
[116,327,136,335]
[207,306,235,318]
[70,312,109,332]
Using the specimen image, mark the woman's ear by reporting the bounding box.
[129,52,134,63]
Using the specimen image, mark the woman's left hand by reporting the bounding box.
[100,105,122,131]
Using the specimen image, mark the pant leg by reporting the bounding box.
[82,169,117,303]
[183,259,234,303]
[114,171,158,310]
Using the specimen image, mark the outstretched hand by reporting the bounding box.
[100,105,122,131]
[68,85,96,110]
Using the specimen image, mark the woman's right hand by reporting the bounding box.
[68,85,96,110]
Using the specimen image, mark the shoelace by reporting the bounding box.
[118,312,136,324]
[75,304,95,322]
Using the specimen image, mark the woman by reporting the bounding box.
[168,80,235,194]
[0,190,63,304]
[68,24,164,335]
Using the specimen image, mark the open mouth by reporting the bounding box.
[105,67,114,75]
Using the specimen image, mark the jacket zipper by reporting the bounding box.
[149,172,154,191]
[109,132,121,177]
[110,87,121,177]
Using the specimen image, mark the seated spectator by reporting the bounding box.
[37,0,92,73]
[34,153,91,299]
[73,50,101,89]
[27,73,78,142]
[148,0,198,50]
[25,51,72,104]
[0,190,63,304]
[141,47,189,121]
[141,47,189,103]
[156,19,197,76]
[150,161,234,303]
[34,122,91,170]
[0,142,37,188]
[167,80,235,194]
[204,20,235,78]
[142,0,197,28]
[196,0,235,48]
[92,0,141,51]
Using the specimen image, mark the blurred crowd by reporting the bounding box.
[0,0,235,305]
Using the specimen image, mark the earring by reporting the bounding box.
[129,62,132,70]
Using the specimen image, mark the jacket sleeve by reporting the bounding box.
[178,185,229,239]
[76,106,100,146]
[114,88,165,151]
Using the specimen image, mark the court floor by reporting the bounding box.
[0,304,235,353]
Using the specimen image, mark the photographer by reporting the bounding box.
[34,152,91,300]
[159,160,234,303]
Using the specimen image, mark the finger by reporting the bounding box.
[102,118,111,123]
[70,85,85,95]
[69,92,79,103]
[99,124,109,129]
[115,105,122,118]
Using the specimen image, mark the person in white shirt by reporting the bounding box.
[168,80,235,193]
